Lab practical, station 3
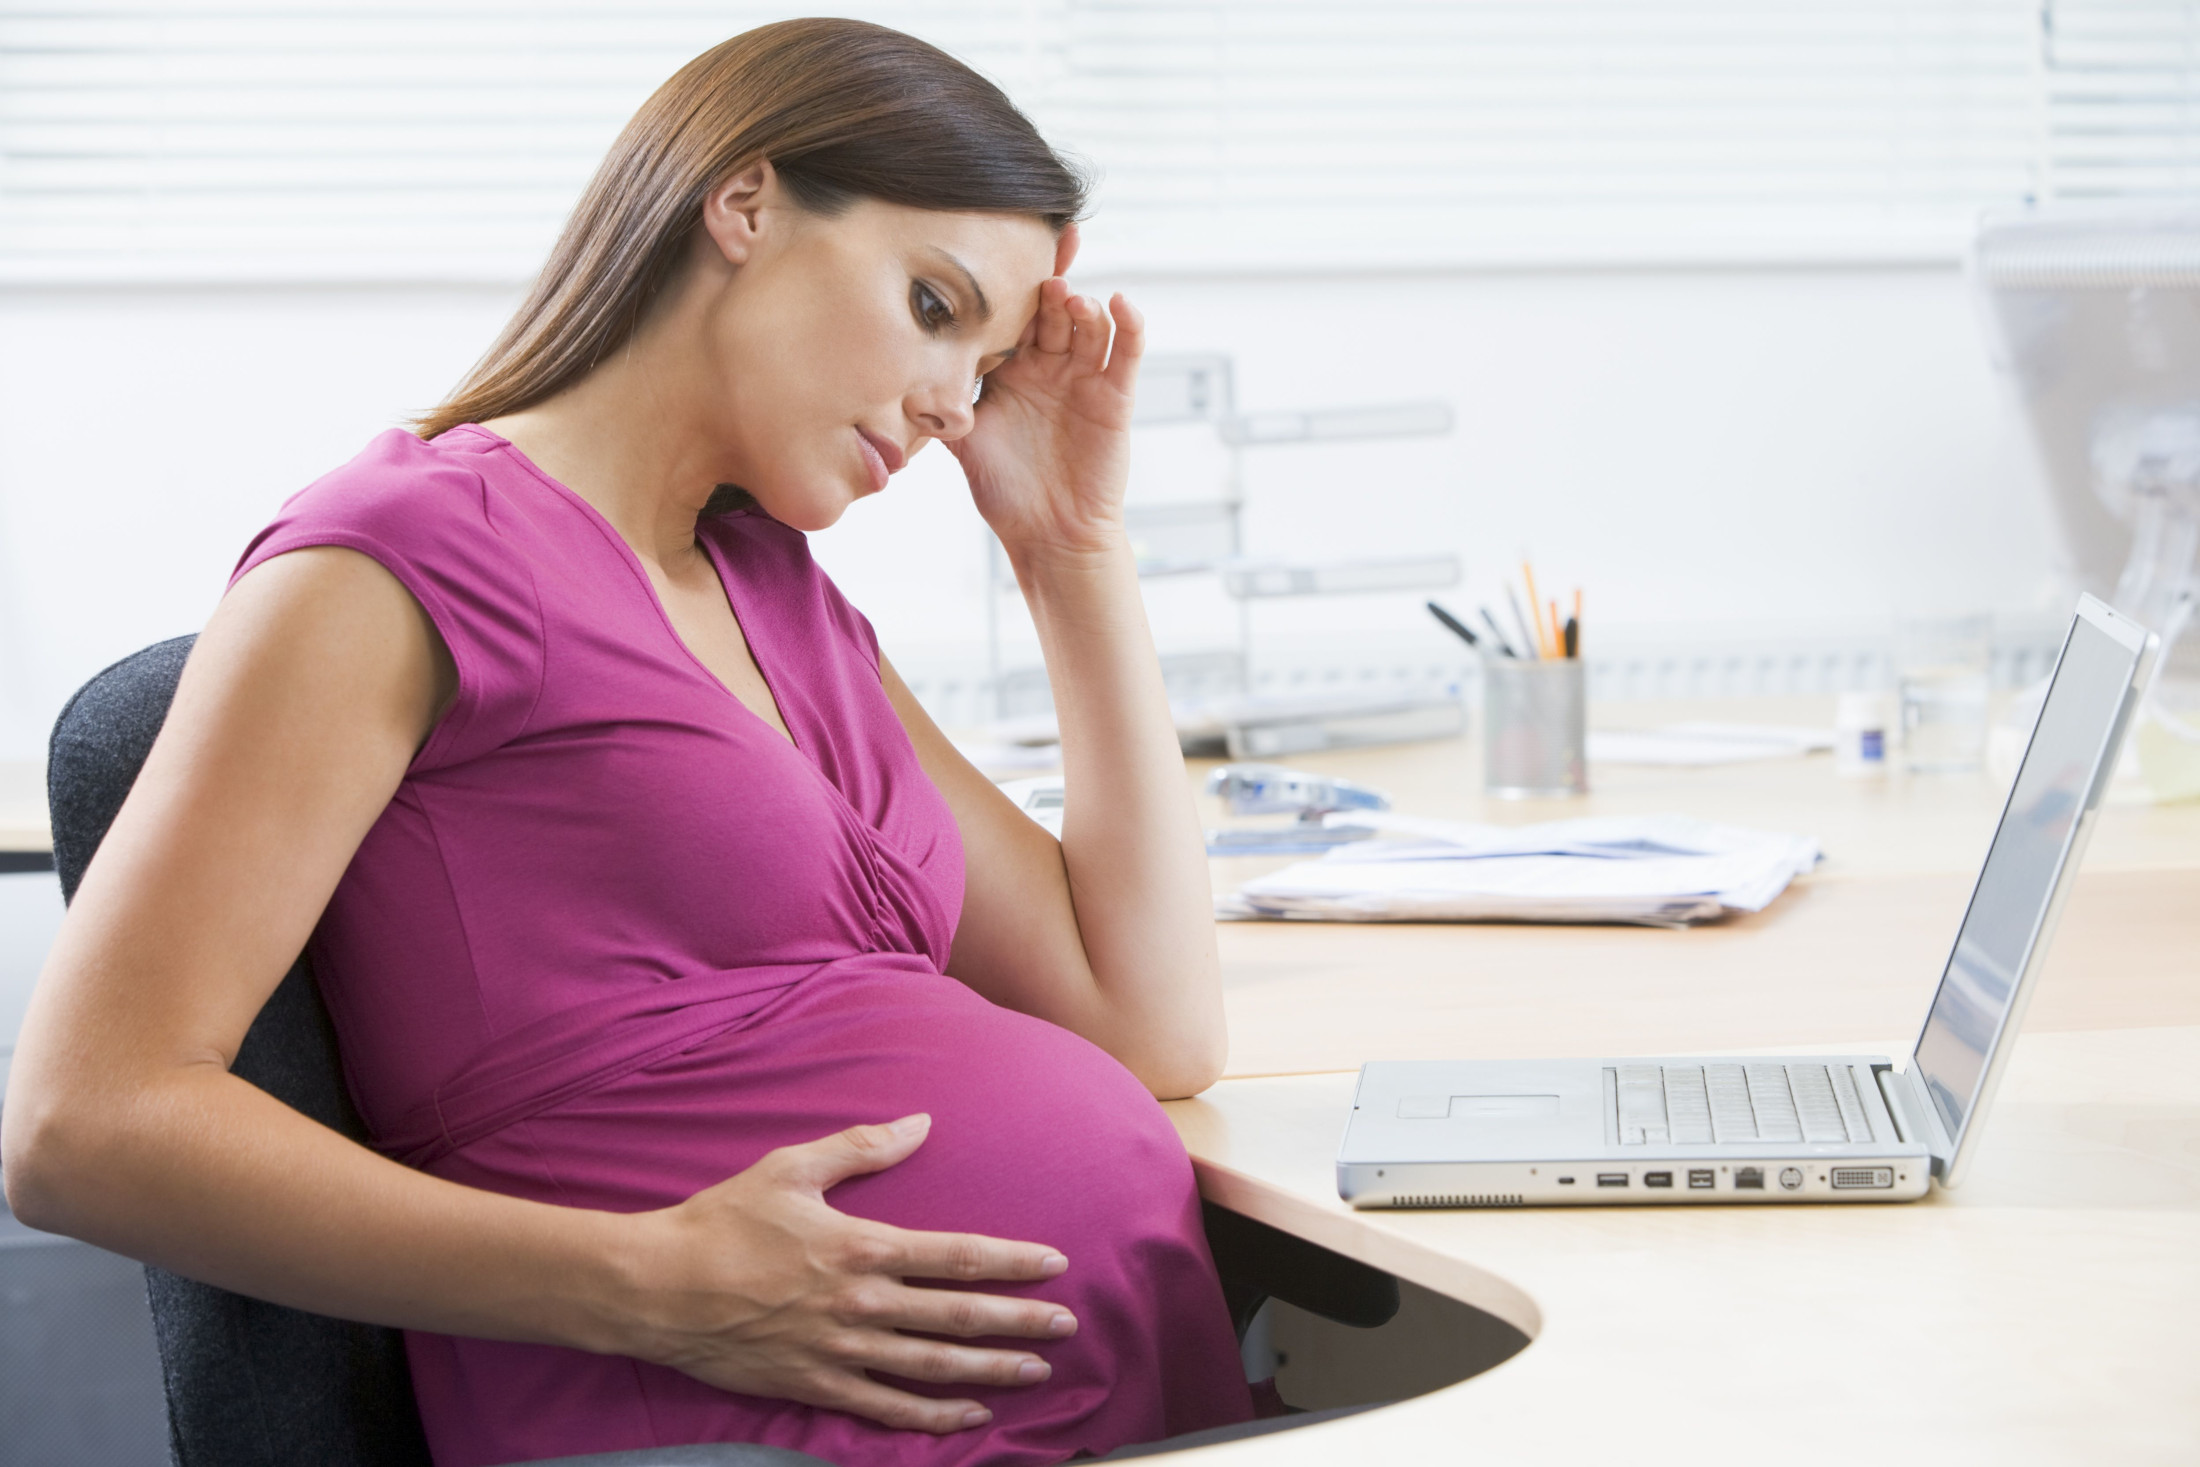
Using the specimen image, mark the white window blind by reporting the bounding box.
[0,0,2193,283]
[0,1,1055,282]
[2043,0,2200,200]
[1043,0,2058,269]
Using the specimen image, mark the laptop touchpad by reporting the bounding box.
[1397,1094,1562,1120]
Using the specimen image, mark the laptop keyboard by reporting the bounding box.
[1615,1063,1875,1144]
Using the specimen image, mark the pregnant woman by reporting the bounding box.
[3,20,1255,1466]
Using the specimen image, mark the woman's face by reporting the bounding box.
[679,171,1065,532]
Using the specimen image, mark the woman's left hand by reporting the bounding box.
[947,270,1144,562]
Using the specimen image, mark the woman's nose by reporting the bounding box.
[910,379,977,440]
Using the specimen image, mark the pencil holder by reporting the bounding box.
[1482,658,1588,799]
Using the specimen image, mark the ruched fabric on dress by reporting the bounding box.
[381,957,842,1170]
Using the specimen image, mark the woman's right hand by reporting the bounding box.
[620,1113,1076,1433]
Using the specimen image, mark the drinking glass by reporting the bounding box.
[1896,613,1992,773]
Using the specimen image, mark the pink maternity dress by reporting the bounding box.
[228,425,1253,1467]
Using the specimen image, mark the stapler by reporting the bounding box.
[1203,763,1390,855]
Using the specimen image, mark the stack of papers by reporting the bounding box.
[1217,813,1820,928]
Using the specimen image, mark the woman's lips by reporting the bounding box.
[854,427,903,492]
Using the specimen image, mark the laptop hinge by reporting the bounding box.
[1879,1064,1955,1176]
[1874,1068,1927,1143]
[1874,1066,1913,1143]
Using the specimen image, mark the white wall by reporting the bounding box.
[0,264,2061,759]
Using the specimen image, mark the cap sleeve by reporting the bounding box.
[228,429,545,772]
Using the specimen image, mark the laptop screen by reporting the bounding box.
[1912,612,2144,1142]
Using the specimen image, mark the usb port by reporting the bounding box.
[1734,1166,1765,1190]
[1643,1171,1673,1188]
[1556,1176,1575,1185]
[1688,1169,1715,1189]
[1596,1173,1629,1187]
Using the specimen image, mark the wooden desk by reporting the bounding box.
[1167,705,2200,1463]
[1199,703,2200,1076]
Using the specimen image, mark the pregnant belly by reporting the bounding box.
[412,963,1251,1467]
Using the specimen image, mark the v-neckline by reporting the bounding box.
[474,427,806,759]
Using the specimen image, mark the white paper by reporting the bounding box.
[1587,722,1835,767]
[1220,813,1820,928]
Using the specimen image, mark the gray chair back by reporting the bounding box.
[47,635,434,1467]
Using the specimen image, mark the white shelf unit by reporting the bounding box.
[982,353,1458,722]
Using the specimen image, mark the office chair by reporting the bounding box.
[46,636,1396,1467]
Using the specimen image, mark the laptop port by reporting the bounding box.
[1643,1171,1673,1188]
[1557,1176,1575,1185]
[1596,1173,1629,1187]
[1831,1166,1895,1189]
[1734,1166,1765,1190]
[1688,1169,1715,1189]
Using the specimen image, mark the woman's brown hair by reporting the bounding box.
[414,18,1088,442]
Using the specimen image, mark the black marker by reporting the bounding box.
[1426,600,1482,651]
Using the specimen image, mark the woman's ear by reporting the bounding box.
[700,161,777,267]
[1053,221,1081,278]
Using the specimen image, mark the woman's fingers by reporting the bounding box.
[1032,276,1074,356]
[841,1277,1076,1341]
[1022,276,1137,389]
[765,1115,931,1192]
[1102,293,1145,395]
[647,1132,1080,1424]
[847,1221,1070,1286]
[798,1372,994,1435]
[847,1331,1053,1388]
[1066,292,1112,376]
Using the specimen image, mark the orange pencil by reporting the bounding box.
[1522,561,1551,658]
[1550,600,1561,658]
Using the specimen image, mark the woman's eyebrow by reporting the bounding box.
[921,247,992,323]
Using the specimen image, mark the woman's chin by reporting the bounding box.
[749,484,860,533]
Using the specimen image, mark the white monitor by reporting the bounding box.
[1974,206,2200,670]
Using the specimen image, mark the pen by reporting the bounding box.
[1478,607,1520,659]
[1504,584,1541,660]
[1563,615,1579,659]
[1522,561,1551,658]
[1426,600,1482,653]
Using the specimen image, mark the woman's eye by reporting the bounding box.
[910,281,955,333]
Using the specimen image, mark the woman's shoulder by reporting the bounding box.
[229,426,556,592]
[242,427,505,557]
[229,427,548,768]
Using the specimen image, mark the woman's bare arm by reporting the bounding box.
[881,578,1223,1107]
[916,281,1228,1101]
[1,546,1073,1433]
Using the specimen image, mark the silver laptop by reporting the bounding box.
[1338,596,2156,1207]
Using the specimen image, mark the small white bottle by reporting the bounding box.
[1835,691,1890,778]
